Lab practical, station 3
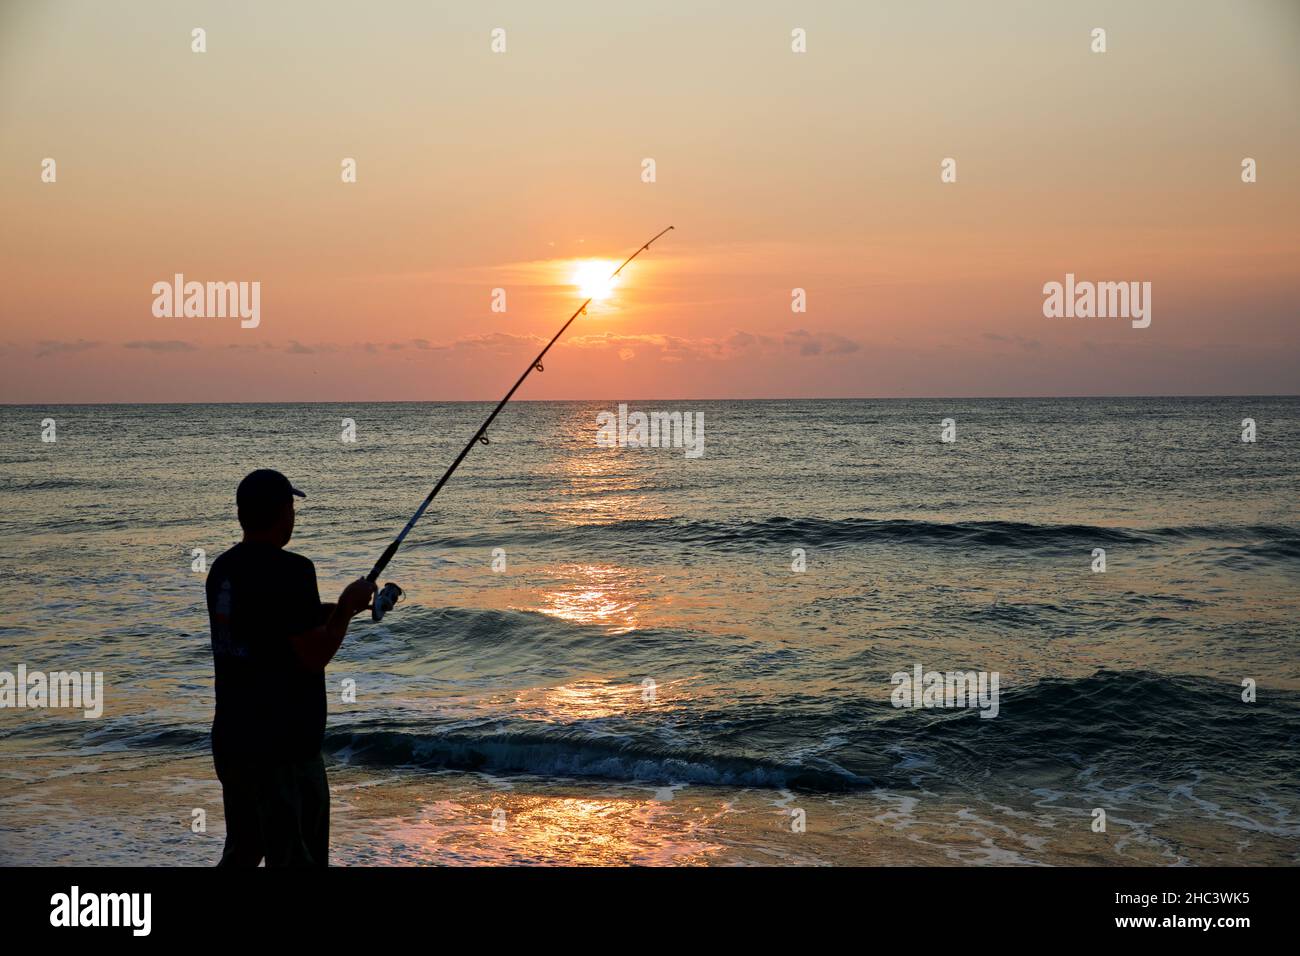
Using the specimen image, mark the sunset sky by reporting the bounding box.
[1,0,1297,401]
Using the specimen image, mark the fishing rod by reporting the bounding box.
[366,225,676,621]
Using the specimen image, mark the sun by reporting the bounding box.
[571,259,621,301]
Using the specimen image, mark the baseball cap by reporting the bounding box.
[236,469,306,512]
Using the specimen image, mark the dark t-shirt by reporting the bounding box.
[206,542,327,763]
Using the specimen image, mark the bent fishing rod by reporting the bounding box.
[366,225,675,621]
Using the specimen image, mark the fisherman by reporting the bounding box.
[206,469,376,866]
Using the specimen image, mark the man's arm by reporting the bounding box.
[287,580,375,671]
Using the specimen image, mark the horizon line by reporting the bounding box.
[4,393,1298,407]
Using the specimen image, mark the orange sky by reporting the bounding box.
[1,0,1298,401]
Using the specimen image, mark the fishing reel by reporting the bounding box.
[371,582,404,622]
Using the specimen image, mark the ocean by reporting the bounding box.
[1,398,1297,865]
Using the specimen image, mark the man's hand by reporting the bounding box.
[288,579,378,670]
[337,578,377,619]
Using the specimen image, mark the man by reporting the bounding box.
[206,468,376,866]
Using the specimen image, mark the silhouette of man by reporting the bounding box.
[206,469,375,866]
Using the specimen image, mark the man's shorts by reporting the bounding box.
[214,752,330,867]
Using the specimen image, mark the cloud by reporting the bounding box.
[782,329,861,356]
[451,332,544,352]
[123,339,197,352]
[84,329,862,364]
[982,332,1042,352]
[284,340,340,355]
[368,338,445,352]
[726,330,763,351]
[220,338,450,355]
[35,339,102,358]
[567,328,861,361]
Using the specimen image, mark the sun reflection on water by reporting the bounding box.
[532,563,647,634]
[385,795,725,866]
[536,427,674,526]
[512,678,650,721]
